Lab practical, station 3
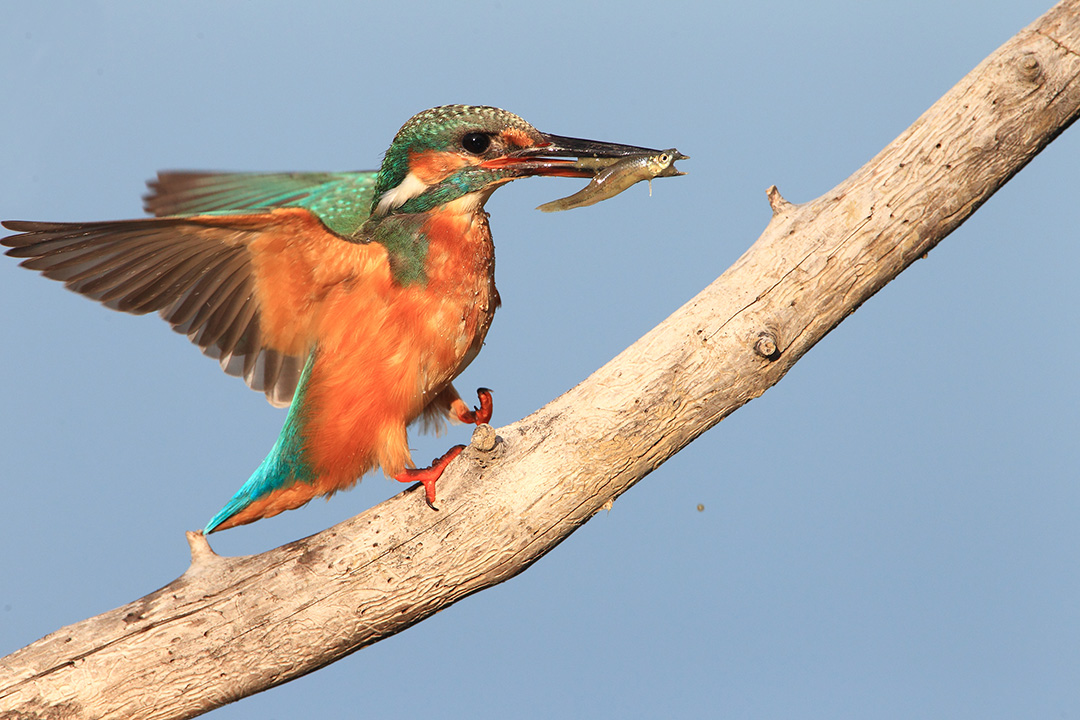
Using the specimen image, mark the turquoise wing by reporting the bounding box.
[144,170,379,237]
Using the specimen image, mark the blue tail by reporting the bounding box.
[204,353,318,533]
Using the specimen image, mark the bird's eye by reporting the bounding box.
[462,132,491,154]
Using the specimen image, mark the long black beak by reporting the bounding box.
[533,133,663,159]
[490,132,666,178]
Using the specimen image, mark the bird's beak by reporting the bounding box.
[481,132,664,178]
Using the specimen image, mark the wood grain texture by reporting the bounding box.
[4,3,1080,718]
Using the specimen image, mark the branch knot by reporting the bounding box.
[753,332,780,359]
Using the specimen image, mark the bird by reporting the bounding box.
[2,104,662,533]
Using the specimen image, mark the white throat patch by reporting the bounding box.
[443,189,491,216]
[374,171,430,216]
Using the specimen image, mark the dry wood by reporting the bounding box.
[4,3,1080,718]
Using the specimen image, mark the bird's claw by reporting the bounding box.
[454,387,493,425]
[394,444,465,508]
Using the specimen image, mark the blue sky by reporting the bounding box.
[2,2,1078,718]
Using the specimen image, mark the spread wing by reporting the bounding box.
[4,170,382,407]
[2,208,378,407]
[144,170,379,236]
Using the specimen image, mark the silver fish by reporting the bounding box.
[538,148,688,212]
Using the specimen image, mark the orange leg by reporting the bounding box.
[451,387,494,425]
[394,444,465,507]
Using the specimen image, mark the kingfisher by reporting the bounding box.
[2,105,664,533]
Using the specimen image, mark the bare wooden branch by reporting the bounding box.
[4,3,1080,718]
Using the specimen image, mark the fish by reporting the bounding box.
[537,148,688,212]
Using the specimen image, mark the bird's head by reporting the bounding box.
[369,104,659,218]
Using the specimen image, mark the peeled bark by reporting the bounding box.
[3,3,1080,718]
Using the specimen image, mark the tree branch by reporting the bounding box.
[4,3,1080,718]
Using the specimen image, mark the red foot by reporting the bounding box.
[394,445,465,507]
[453,387,493,425]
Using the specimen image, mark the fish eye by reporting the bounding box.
[659,153,671,163]
[462,132,491,155]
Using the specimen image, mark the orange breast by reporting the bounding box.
[245,209,386,357]
[293,205,500,489]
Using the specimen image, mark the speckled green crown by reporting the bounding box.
[392,105,535,143]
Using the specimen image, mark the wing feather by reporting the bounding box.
[144,171,379,237]
[1,212,345,407]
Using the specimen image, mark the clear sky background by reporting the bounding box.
[2,2,1078,718]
